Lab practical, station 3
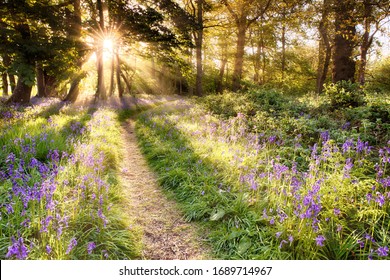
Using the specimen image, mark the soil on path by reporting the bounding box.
[119,119,211,260]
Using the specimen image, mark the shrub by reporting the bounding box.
[324,81,365,108]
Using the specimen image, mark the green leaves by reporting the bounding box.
[210,208,226,221]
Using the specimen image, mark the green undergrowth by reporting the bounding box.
[0,101,141,259]
[135,91,390,260]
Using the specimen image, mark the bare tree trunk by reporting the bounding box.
[232,21,246,91]
[2,72,8,96]
[316,0,332,93]
[358,0,374,85]
[116,53,124,98]
[109,53,115,96]
[151,55,156,79]
[9,74,16,92]
[1,54,11,96]
[95,0,107,100]
[7,23,34,103]
[216,58,227,93]
[281,24,286,81]
[64,75,82,103]
[7,77,32,104]
[332,0,356,83]
[64,0,83,103]
[36,64,46,97]
[194,0,204,96]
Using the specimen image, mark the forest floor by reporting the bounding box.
[113,97,212,260]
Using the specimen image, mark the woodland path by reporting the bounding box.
[117,101,211,260]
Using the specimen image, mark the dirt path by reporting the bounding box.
[119,119,211,260]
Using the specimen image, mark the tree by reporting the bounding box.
[221,0,273,91]
[332,0,357,83]
[64,0,85,103]
[1,0,82,103]
[316,0,332,93]
[357,0,390,85]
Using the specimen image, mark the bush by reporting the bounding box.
[324,81,365,108]
[366,57,390,93]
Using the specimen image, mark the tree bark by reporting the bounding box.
[116,53,124,98]
[216,58,227,93]
[281,23,286,81]
[316,0,332,93]
[64,0,83,103]
[7,77,32,104]
[2,71,8,96]
[95,0,107,100]
[358,0,374,85]
[194,0,204,96]
[232,21,246,91]
[332,0,357,83]
[9,74,16,92]
[64,75,82,103]
[1,54,12,96]
[36,64,46,98]
[7,23,34,103]
[109,52,115,96]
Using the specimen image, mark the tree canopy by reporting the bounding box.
[0,0,389,103]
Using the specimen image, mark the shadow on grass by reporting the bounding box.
[135,106,278,260]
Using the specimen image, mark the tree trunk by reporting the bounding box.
[2,72,8,96]
[36,64,46,98]
[64,76,81,103]
[232,21,247,91]
[281,24,286,81]
[1,54,12,96]
[316,0,332,93]
[64,0,83,103]
[7,77,32,104]
[44,73,57,97]
[109,53,115,96]
[332,0,356,83]
[95,0,107,100]
[9,74,16,92]
[216,58,227,93]
[7,23,34,103]
[194,0,204,96]
[116,53,124,98]
[358,0,373,85]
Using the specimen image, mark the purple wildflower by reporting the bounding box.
[315,235,326,247]
[376,193,385,207]
[6,237,29,259]
[87,242,96,254]
[343,158,354,179]
[66,237,77,254]
[40,216,53,233]
[377,246,389,257]
[279,240,288,249]
[342,122,350,130]
[342,139,354,154]
[46,245,52,254]
[334,208,341,216]
[320,131,330,143]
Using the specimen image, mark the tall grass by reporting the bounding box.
[135,92,389,260]
[0,100,140,259]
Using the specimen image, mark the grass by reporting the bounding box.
[135,90,390,260]
[0,100,141,259]
[1,89,388,260]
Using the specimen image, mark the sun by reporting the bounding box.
[103,38,114,52]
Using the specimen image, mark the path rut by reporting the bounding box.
[119,119,211,260]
